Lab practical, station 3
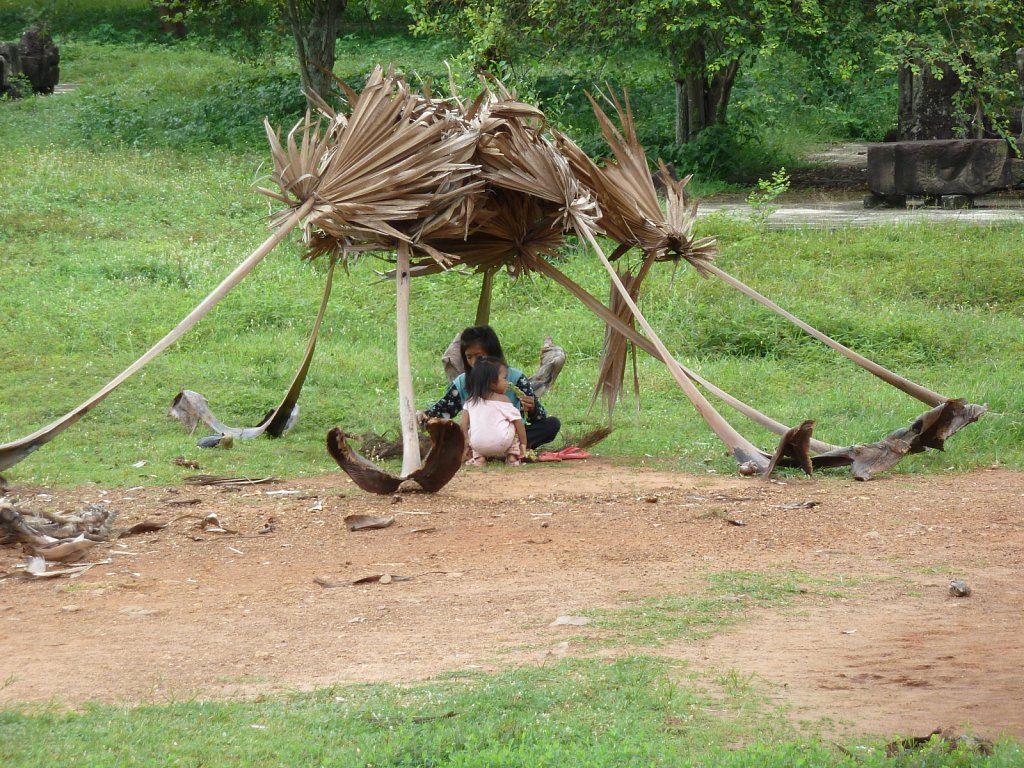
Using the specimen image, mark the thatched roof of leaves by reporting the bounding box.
[260,65,715,277]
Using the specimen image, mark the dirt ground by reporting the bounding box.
[1,460,1022,742]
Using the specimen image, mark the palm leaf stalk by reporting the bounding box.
[168,253,339,440]
[529,238,839,455]
[700,263,946,406]
[579,226,770,471]
[590,258,655,421]
[263,253,339,436]
[395,240,420,475]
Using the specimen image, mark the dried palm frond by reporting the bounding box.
[261,66,483,262]
[560,89,716,274]
[326,419,464,495]
[376,189,567,280]
[476,118,598,236]
[589,258,654,421]
[260,110,331,215]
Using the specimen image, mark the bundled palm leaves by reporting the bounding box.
[0,65,984,490]
[256,66,983,483]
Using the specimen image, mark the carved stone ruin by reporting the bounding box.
[897,60,965,142]
[867,139,1024,207]
[1017,47,1024,151]
[867,51,1024,209]
[0,29,60,97]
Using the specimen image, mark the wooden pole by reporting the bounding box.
[396,240,422,477]
[580,228,769,470]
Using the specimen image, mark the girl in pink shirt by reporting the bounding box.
[461,356,528,466]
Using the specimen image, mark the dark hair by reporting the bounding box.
[465,356,507,403]
[459,325,504,371]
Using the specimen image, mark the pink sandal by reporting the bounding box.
[537,446,592,462]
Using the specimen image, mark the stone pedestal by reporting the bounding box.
[868,139,1024,197]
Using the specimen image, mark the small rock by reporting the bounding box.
[949,579,972,597]
[197,434,232,449]
[550,615,591,627]
[120,606,159,618]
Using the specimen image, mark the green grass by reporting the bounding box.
[1,51,1020,486]
[1,656,1019,767]
[581,571,812,648]
[575,570,867,645]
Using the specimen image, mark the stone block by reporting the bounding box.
[18,29,59,93]
[867,139,1015,196]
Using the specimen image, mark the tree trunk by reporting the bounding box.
[672,39,741,144]
[674,76,687,146]
[709,58,740,124]
[284,0,347,105]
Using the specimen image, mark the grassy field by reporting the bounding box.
[1,16,1022,766]
[0,32,1020,487]
[3,655,1021,767]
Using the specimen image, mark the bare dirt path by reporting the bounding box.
[2,461,1022,741]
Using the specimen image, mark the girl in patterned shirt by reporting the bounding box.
[419,325,561,449]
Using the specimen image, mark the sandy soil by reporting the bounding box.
[2,460,1022,742]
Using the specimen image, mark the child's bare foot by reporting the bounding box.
[505,454,522,466]
[465,456,487,467]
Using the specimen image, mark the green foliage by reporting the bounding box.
[737,46,896,142]
[0,0,168,41]
[746,167,791,228]
[0,72,32,99]
[657,118,797,183]
[53,43,306,150]
[874,0,1024,126]
[161,0,284,61]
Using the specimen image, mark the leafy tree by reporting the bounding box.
[157,0,349,103]
[872,0,1024,138]
[406,0,540,91]
[408,0,827,145]
[603,0,825,144]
